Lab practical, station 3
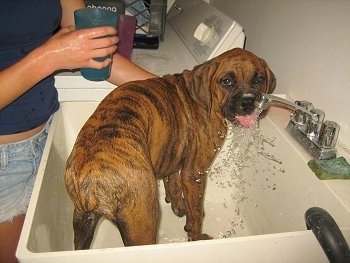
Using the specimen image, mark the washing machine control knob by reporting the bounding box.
[194,23,214,46]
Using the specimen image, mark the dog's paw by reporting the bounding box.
[171,202,186,217]
[166,195,186,217]
[164,190,186,217]
[188,233,213,241]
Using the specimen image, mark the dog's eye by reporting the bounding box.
[220,74,235,88]
[253,75,265,85]
[222,78,233,86]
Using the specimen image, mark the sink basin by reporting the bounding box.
[17,100,350,263]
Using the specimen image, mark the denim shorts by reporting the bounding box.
[0,117,52,223]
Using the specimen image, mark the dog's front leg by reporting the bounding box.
[181,170,212,241]
[163,172,186,217]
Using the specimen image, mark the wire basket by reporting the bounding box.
[85,0,166,41]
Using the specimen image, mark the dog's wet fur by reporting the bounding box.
[65,48,276,248]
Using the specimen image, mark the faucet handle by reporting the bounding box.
[318,120,340,149]
[291,101,314,125]
[291,110,307,125]
[295,100,314,111]
[311,109,325,123]
[305,109,325,139]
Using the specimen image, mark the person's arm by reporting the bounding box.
[0,0,117,109]
[60,0,156,85]
[60,0,85,27]
[61,0,157,86]
[0,45,55,110]
[0,26,117,109]
[107,54,157,86]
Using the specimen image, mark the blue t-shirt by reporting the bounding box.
[0,0,62,134]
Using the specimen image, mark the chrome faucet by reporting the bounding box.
[255,94,340,160]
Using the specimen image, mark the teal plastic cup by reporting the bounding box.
[74,8,118,81]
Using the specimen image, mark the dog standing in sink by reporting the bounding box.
[64,48,276,249]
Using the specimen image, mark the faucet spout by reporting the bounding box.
[255,94,318,121]
[255,93,340,159]
[256,94,297,110]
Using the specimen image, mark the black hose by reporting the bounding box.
[305,207,350,263]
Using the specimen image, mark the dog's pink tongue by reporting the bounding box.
[235,115,258,128]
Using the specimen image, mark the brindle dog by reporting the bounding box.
[64,48,276,249]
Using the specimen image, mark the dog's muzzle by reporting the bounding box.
[222,91,261,128]
[240,93,258,113]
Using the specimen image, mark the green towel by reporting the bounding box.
[307,157,350,180]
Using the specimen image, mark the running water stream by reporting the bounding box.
[158,111,285,242]
[205,110,284,238]
[208,109,279,190]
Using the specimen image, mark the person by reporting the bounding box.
[0,0,156,262]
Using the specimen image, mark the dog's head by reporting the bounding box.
[185,48,276,125]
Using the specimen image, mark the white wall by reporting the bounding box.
[210,0,350,149]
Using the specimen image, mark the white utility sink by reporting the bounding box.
[17,99,350,263]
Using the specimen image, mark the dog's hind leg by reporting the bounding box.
[73,208,102,250]
[115,181,160,246]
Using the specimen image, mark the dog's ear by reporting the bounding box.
[262,59,276,94]
[259,59,276,119]
[184,61,219,115]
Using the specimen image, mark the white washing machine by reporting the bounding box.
[55,0,245,102]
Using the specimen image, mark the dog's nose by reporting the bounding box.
[240,93,257,112]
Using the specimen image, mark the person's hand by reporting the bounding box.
[40,25,118,71]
